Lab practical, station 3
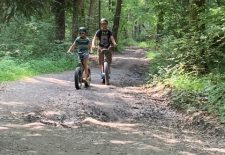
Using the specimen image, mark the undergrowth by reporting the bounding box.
[142,41,225,122]
[0,51,75,82]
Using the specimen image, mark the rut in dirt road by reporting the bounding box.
[0,47,225,155]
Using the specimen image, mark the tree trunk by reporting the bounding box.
[98,0,101,29]
[112,0,122,43]
[80,0,85,26]
[72,0,82,41]
[54,0,65,41]
[88,0,95,31]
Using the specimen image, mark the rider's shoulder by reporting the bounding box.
[96,29,101,33]
[75,36,80,40]
[86,37,91,41]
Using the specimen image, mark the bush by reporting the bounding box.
[0,17,55,59]
[0,52,75,82]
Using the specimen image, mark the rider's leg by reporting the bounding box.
[98,48,105,83]
[98,48,104,73]
[107,46,113,74]
[82,58,89,80]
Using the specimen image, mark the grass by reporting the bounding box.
[164,73,205,92]
[0,55,76,83]
[138,41,156,49]
[142,40,225,121]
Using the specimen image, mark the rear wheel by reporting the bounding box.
[74,67,82,89]
[104,62,109,85]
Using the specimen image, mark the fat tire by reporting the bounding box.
[88,68,91,81]
[104,62,109,85]
[74,67,82,89]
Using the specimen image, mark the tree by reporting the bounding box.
[72,0,82,41]
[98,0,101,28]
[88,0,96,27]
[54,0,65,41]
[0,0,46,23]
[112,0,122,43]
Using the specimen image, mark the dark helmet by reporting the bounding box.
[100,18,108,24]
[79,27,87,33]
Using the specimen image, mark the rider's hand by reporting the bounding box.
[67,50,72,54]
[92,46,96,50]
[109,44,117,48]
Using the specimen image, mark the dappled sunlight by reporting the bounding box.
[179,151,196,155]
[0,126,9,130]
[152,133,179,144]
[94,101,108,106]
[119,87,146,96]
[24,133,42,137]
[89,82,117,90]
[42,110,61,117]
[82,117,138,131]
[23,122,45,130]
[37,77,71,86]
[110,140,134,144]
[0,101,24,106]
[4,122,45,130]
[204,147,225,153]
[183,136,204,145]
[138,144,162,152]
[25,77,71,87]
[114,56,147,61]
[24,77,42,84]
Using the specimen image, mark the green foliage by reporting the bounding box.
[0,16,76,82]
[170,78,225,122]
[0,18,55,59]
[142,1,225,122]
[0,53,75,82]
[138,40,156,49]
[1,0,225,122]
[148,46,225,122]
[0,58,32,81]
[207,82,225,121]
[154,64,225,121]
[156,4,225,73]
[0,0,48,23]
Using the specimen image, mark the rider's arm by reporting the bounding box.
[67,42,76,53]
[91,34,99,48]
[110,35,117,47]
[88,42,91,53]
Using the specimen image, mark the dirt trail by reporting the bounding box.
[0,47,225,155]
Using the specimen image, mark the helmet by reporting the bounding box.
[79,27,87,33]
[100,18,108,24]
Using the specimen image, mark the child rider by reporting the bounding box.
[91,18,117,83]
[67,27,91,81]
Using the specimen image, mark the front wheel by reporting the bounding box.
[74,67,82,89]
[104,61,109,85]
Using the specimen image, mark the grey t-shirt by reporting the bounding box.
[74,37,90,54]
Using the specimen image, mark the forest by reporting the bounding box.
[1,0,225,122]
